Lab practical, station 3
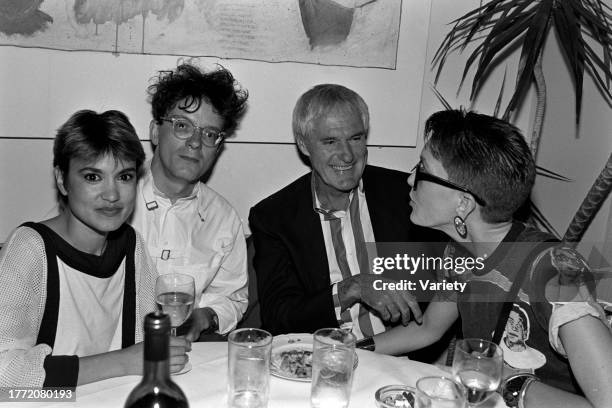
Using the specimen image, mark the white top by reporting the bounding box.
[54,259,125,356]
[0,225,157,387]
[130,164,248,334]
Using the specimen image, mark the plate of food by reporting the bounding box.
[270,333,358,382]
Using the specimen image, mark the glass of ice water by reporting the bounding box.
[227,328,272,408]
[415,376,466,408]
[310,328,357,408]
[452,339,503,406]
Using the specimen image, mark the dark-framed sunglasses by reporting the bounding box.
[161,116,225,147]
[412,161,486,206]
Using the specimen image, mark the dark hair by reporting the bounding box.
[292,84,369,140]
[424,109,535,223]
[148,62,249,135]
[53,110,145,177]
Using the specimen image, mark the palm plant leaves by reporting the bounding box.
[430,84,454,110]
[432,0,612,123]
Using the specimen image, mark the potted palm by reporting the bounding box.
[432,0,612,243]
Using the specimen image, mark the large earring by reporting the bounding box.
[454,215,467,238]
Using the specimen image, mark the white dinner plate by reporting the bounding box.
[270,333,359,382]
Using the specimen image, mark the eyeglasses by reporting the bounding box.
[161,117,226,147]
[412,161,486,206]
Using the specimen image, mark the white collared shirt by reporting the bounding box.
[130,164,248,334]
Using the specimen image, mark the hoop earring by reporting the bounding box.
[454,215,468,238]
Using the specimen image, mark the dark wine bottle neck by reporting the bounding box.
[142,360,171,382]
[144,331,169,361]
[143,331,170,381]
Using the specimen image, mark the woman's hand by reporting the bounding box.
[120,337,192,374]
[78,337,192,384]
[169,336,191,373]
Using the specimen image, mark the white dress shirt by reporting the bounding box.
[130,164,248,334]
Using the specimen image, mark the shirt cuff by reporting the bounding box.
[207,307,231,335]
[332,283,343,324]
[42,355,79,387]
[199,297,247,334]
[549,301,608,356]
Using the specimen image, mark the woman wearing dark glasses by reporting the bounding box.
[372,109,612,408]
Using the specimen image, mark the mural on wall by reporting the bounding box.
[0,0,401,68]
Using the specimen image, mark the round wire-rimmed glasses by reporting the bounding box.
[161,116,226,147]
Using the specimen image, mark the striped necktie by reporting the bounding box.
[316,192,375,337]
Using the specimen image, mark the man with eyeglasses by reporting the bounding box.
[249,84,446,355]
[130,62,249,341]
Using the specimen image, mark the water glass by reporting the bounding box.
[451,339,503,406]
[155,273,195,337]
[415,376,466,408]
[310,328,357,408]
[228,328,272,408]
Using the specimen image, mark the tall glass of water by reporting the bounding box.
[452,338,503,406]
[155,273,196,337]
[310,328,356,408]
[228,328,272,408]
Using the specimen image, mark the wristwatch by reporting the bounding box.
[501,373,539,408]
[207,308,219,332]
[356,337,376,351]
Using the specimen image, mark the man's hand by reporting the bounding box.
[185,307,218,341]
[338,275,422,326]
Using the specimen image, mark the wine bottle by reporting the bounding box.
[124,312,189,408]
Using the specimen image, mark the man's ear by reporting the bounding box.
[150,120,159,146]
[296,136,310,157]
[54,167,68,197]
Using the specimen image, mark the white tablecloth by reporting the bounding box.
[6,342,506,407]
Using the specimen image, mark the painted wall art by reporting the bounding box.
[0,0,402,68]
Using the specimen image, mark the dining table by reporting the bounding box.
[3,342,507,407]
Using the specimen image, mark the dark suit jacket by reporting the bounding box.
[248,165,445,335]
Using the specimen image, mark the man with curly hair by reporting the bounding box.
[130,61,249,341]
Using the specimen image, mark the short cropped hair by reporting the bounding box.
[424,109,535,223]
[148,62,248,135]
[292,84,369,141]
[53,110,145,177]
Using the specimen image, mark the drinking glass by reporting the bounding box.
[227,328,272,408]
[310,328,356,408]
[415,376,466,408]
[155,273,196,337]
[452,339,503,406]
